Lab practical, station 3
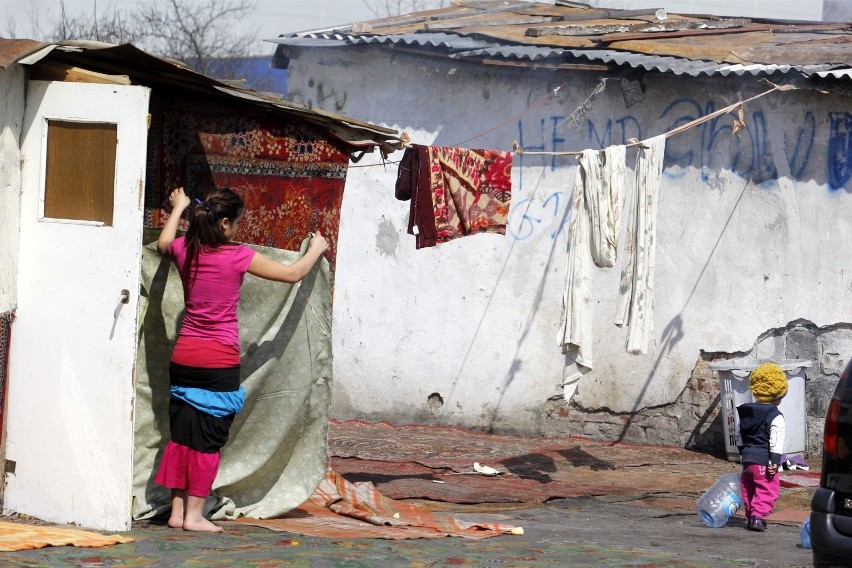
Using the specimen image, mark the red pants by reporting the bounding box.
[740,462,780,519]
[155,441,220,497]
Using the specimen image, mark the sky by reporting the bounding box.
[2,0,401,54]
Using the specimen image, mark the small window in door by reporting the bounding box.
[43,120,117,225]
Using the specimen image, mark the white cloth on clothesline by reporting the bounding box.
[615,134,666,354]
[559,145,628,395]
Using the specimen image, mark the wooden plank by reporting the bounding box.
[529,18,751,38]
[553,8,665,22]
[527,19,695,37]
[427,16,555,30]
[599,22,849,44]
[362,1,530,31]
[732,44,852,65]
[30,61,131,85]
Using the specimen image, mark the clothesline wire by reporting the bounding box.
[349,82,568,167]
[349,79,793,166]
[514,81,790,157]
[349,158,401,168]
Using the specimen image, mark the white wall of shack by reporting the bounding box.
[0,66,24,314]
[285,47,852,434]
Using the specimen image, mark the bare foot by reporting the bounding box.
[182,517,224,533]
[167,515,184,529]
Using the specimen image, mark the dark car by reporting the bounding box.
[811,358,852,567]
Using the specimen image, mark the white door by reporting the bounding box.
[5,81,150,531]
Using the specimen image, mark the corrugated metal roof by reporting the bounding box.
[269,1,852,80]
[0,38,401,150]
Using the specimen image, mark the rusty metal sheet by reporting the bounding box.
[314,1,852,71]
[732,44,852,66]
[451,15,746,51]
[0,38,47,69]
[447,24,598,48]
[599,22,849,44]
[606,32,779,64]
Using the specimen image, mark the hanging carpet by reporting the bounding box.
[143,96,350,274]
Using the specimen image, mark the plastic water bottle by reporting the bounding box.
[801,519,812,549]
[696,472,743,528]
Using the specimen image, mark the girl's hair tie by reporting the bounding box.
[195,197,211,212]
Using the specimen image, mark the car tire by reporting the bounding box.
[814,551,849,567]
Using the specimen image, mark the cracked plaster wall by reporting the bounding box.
[284,47,852,450]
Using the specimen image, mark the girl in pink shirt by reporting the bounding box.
[156,186,328,532]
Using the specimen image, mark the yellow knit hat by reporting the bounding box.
[749,363,788,402]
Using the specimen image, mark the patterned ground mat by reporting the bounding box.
[0,521,133,552]
[0,521,751,568]
[327,420,814,524]
[238,470,519,539]
[0,419,814,566]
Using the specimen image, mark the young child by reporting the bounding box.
[155,186,328,532]
[736,362,788,532]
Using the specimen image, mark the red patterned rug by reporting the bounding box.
[144,96,350,273]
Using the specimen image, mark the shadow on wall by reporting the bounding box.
[430,167,571,433]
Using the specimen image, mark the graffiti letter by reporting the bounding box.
[543,191,568,240]
[616,115,641,145]
[785,111,814,180]
[588,119,613,149]
[508,198,539,240]
[828,112,852,190]
[660,98,703,168]
[748,111,778,184]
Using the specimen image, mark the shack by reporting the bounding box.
[0,38,400,530]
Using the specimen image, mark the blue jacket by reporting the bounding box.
[737,402,783,465]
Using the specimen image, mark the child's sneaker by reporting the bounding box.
[747,516,767,532]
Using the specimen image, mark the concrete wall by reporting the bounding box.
[0,66,24,314]
[284,46,852,456]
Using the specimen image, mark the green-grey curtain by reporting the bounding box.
[132,236,332,520]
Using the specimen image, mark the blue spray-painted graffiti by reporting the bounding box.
[511,96,851,241]
[785,111,815,181]
[507,191,568,241]
[588,115,642,149]
[829,112,852,190]
[659,99,777,185]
